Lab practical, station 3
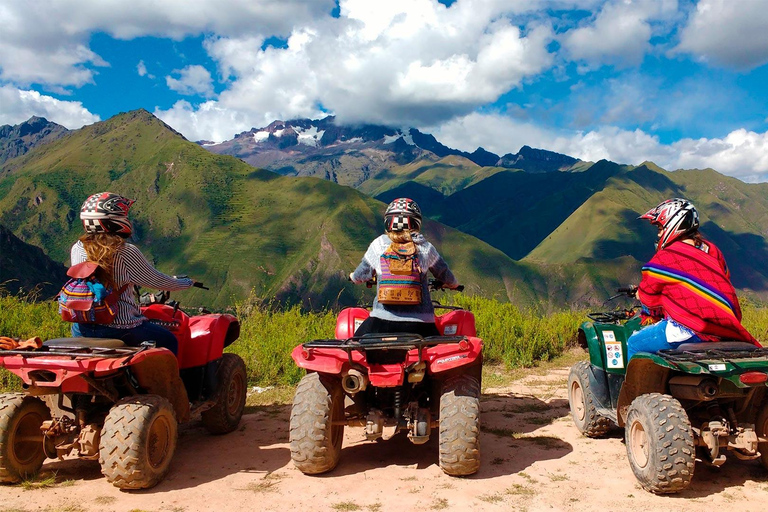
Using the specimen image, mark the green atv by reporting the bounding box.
[568,288,768,494]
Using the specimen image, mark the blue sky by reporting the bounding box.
[1,0,768,181]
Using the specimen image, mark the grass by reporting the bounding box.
[3,287,768,390]
[332,502,361,512]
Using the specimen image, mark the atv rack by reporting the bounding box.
[659,345,768,363]
[0,345,147,360]
[303,334,466,366]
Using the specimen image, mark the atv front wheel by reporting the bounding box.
[625,393,695,494]
[99,395,178,490]
[568,361,611,437]
[0,394,51,482]
[201,354,247,434]
[289,372,344,474]
[439,375,480,476]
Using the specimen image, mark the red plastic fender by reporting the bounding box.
[435,310,477,337]
[335,307,370,339]
[425,336,483,374]
[0,348,172,392]
[184,314,233,370]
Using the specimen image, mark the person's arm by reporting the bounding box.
[427,245,459,288]
[121,244,193,291]
[350,240,379,284]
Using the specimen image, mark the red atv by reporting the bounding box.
[0,284,246,489]
[289,281,483,476]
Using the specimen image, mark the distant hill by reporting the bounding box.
[0,224,66,298]
[201,117,583,188]
[0,110,569,309]
[0,117,68,165]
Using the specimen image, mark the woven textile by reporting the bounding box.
[638,240,758,345]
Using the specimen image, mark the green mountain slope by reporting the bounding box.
[0,110,582,308]
[0,224,67,298]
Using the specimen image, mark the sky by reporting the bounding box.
[1,0,768,181]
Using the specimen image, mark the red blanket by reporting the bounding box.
[637,240,759,345]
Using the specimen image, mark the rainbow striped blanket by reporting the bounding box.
[638,240,758,345]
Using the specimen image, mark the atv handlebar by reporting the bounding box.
[430,279,464,292]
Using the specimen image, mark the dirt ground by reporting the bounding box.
[3,359,768,512]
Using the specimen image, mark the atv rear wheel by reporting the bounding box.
[99,395,178,490]
[568,361,612,437]
[439,375,480,476]
[289,372,344,474]
[201,354,247,434]
[756,405,768,470]
[0,394,51,483]
[625,393,695,494]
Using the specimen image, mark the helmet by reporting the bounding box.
[80,192,135,237]
[639,198,699,250]
[384,198,422,232]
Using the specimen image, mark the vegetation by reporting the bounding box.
[3,284,767,391]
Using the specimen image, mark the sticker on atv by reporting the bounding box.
[605,341,624,369]
[708,363,727,372]
[603,331,617,342]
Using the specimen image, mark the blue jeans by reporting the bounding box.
[71,321,178,355]
[626,320,701,360]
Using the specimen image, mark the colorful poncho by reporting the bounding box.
[637,239,759,345]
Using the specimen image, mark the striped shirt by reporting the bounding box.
[351,233,458,323]
[71,241,194,328]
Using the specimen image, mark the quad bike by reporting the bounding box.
[568,287,768,494]
[0,283,246,489]
[289,280,483,476]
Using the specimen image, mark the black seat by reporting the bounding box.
[676,341,759,352]
[43,337,126,349]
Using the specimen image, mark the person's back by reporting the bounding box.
[68,192,193,354]
[350,198,459,337]
[627,198,757,360]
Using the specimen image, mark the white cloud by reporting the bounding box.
[0,85,100,128]
[561,0,678,68]
[154,100,253,142]
[675,0,768,69]
[0,0,334,86]
[136,60,155,79]
[166,65,214,97]
[430,112,768,182]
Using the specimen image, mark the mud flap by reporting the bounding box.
[132,353,191,422]
[587,364,614,412]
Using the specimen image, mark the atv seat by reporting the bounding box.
[676,341,759,352]
[43,338,126,349]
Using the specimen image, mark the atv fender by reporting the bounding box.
[616,356,675,426]
[132,352,191,422]
[585,363,613,412]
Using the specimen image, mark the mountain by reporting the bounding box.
[0,224,67,298]
[202,117,582,189]
[0,109,568,309]
[0,117,68,165]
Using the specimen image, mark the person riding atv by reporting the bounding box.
[349,197,460,337]
[627,198,759,360]
[67,192,195,353]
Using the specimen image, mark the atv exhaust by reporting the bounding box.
[669,375,719,401]
[342,369,368,395]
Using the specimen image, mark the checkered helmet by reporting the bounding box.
[639,198,699,251]
[384,198,422,232]
[80,192,135,237]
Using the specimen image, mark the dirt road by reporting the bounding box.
[2,364,768,512]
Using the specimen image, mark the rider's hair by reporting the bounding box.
[79,233,124,287]
[387,229,414,244]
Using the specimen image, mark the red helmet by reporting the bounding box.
[639,198,699,250]
[80,192,135,237]
[384,198,422,232]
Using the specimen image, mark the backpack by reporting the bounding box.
[377,242,423,305]
[58,261,128,324]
